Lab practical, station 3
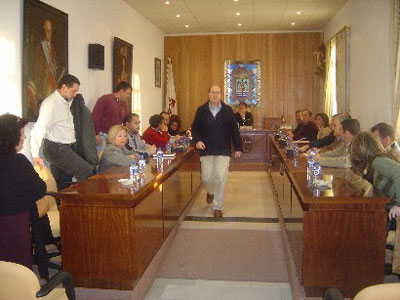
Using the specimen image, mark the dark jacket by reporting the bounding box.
[309,132,335,148]
[0,153,46,215]
[192,101,243,157]
[234,111,253,127]
[71,94,98,166]
[293,121,318,141]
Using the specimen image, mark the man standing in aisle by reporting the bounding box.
[30,74,94,189]
[92,81,132,151]
[192,85,243,218]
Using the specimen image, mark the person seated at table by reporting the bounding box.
[350,132,400,220]
[142,114,170,149]
[371,122,400,162]
[292,110,304,137]
[234,102,253,127]
[315,112,332,139]
[168,114,192,138]
[98,125,135,172]
[160,111,170,130]
[123,113,156,159]
[293,109,318,141]
[299,112,351,153]
[313,118,360,168]
[0,113,47,269]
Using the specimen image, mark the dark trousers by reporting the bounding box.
[43,139,94,190]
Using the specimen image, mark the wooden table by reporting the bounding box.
[269,137,389,297]
[57,148,201,289]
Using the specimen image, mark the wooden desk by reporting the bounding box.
[57,149,201,289]
[269,137,389,297]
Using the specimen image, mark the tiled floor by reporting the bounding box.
[187,171,278,219]
[146,171,294,300]
[146,278,292,300]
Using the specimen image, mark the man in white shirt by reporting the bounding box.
[30,74,94,189]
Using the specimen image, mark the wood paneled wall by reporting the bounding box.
[164,33,325,129]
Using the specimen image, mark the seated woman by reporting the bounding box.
[315,112,332,139]
[98,125,136,172]
[234,102,253,127]
[0,113,47,269]
[168,114,191,138]
[350,132,400,220]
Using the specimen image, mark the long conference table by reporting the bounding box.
[56,130,390,296]
[269,136,389,297]
[56,147,201,289]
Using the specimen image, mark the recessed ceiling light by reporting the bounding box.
[234,0,239,2]
[238,23,242,27]
[236,12,240,16]
[165,1,169,4]
[176,14,180,18]
[291,22,296,25]
[185,24,189,28]
[296,11,301,15]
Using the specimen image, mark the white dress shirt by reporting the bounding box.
[30,90,76,157]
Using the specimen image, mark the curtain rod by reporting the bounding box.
[328,25,350,42]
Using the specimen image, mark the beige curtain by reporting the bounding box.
[391,0,400,139]
[335,28,349,114]
[324,39,336,118]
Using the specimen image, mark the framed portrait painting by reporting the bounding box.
[113,37,133,113]
[23,0,68,121]
[154,58,161,88]
[224,60,261,107]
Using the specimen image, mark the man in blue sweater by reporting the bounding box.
[192,85,243,218]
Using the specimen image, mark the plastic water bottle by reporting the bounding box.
[166,136,174,153]
[307,151,315,186]
[156,148,163,162]
[286,136,291,148]
[138,155,146,175]
[165,142,171,153]
[129,162,138,181]
[156,148,163,172]
[293,143,299,158]
[312,161,322,184]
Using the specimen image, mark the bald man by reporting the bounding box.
[192,85,243,218]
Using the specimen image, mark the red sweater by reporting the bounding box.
[141,127,169,149]
[92,94,127,134]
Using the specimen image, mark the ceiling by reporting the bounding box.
[124,0,349,35]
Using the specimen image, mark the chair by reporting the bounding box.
[33,165,62,275]
[34,165,60,239]
[0,260,75,300]
[354,283,400,299]
[324,284,400,300]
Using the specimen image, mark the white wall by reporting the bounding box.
[0,0,164,131]
[323,0,391,131]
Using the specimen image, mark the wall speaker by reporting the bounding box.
[88,44,104,70]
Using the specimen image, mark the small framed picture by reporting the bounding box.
[155,58,161,88]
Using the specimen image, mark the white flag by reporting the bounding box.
[165,57,178,116]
